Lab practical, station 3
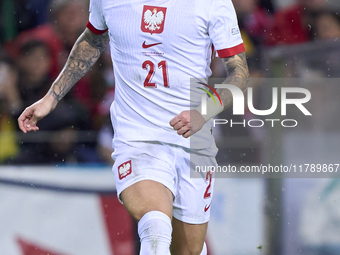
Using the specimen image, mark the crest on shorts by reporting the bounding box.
[118,160,132,180]
[141,5,167,34]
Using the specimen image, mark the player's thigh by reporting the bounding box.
[172,149,216,224]
[170,217,208,255]
[112,141,177,222]
[120,179,173,221]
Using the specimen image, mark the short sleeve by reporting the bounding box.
[87,0,108,34]
[208,0,245,58]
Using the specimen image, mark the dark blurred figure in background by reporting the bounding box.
[1,0,112,165]
[312,10,340,40]
[0,50,21,163]
[0,0,51,44]
[265,0,328,45]
[17,40,51,105]
[307,9,340,78]
[5,0,88,82]
[91,49,116,165]
[8,40,100,165]
[233,0,274,49]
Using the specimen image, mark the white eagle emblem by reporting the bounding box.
[144,8,164,32]
[119,162,131,178]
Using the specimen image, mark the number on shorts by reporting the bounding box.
[204,170,212,199]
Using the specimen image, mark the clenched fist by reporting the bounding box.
[169,110,206,138]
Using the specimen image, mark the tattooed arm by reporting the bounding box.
[18,28,109,133]
[170,51,249,138]
[217,51,249,110]
[48,28,109,102]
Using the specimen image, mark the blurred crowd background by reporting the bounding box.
[0,0,340,165]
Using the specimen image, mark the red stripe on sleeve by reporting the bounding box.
[217,43,245,58]
[86,21,108,35]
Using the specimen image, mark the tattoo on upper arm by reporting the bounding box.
[48,29,109,102]
[216,52,249,109]
[224,52,249,89]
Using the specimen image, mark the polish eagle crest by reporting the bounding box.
[144,8,164,32]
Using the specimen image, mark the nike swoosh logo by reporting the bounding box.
[142,41,162,49]
[204,203,211,212]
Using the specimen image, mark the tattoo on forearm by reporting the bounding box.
[217,52,249,110]
[48,29,109,102]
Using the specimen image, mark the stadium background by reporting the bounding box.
[1,0,340,254]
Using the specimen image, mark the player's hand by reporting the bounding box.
[169,110,206,138]
[18,94,58,133]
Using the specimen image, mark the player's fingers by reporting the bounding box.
[169,115,181,127]
[25,121,38,132]
[18,110,31,133]
[26,123,39,131]
[183,130,191,138]
[22,115,39,132]
[23,118,30,129]
[177,124,190,136]
[18,117,27,133]
[173,121,185,131]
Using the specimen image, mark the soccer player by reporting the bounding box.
[18,0,249,254]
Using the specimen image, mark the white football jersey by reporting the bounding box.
[87,0,244,153]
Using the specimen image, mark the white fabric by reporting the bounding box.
[88,0,107,31]
[208,0,244,51]
[88,0,244,153]
[200,242,208,255]
[112,139,217,224]
[138,211,172,255]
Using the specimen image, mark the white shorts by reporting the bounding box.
[111,139,217,224]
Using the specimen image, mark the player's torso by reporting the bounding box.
[103,0,215,146]
[103,0,212,88]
